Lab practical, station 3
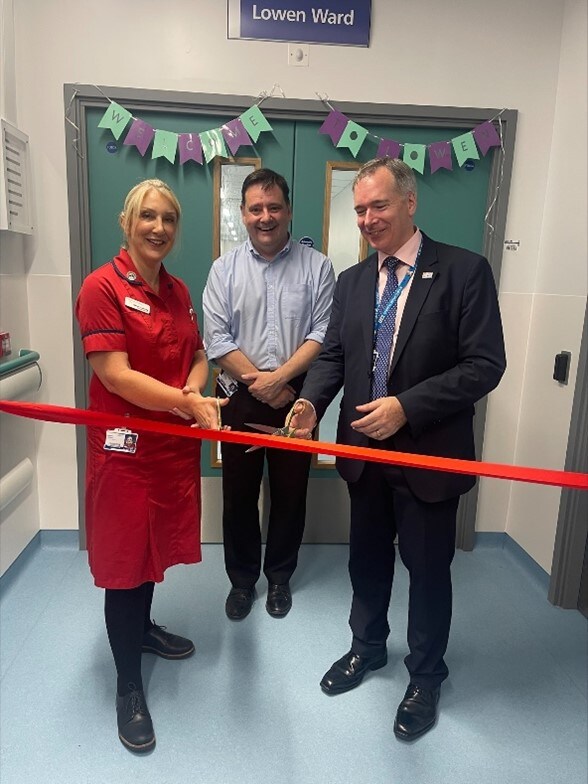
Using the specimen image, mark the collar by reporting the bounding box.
[246,235,292,262]
[377,228,422,271]
[111,248,173,291]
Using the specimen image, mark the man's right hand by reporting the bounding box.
[287,399,316,438]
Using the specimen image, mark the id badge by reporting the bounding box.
[217,369,239,398]
[104,428,138,454]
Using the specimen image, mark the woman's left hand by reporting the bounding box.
[175,387,229,430]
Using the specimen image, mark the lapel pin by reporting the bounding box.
[422,272,433,279]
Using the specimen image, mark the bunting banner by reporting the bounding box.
[96,99,273,166]
[318,108,502,175]
[95,93,503,176]
[1,400,587,490]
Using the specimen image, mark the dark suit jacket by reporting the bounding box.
[300,232,506,503]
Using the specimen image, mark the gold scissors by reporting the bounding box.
[244,420,297,453]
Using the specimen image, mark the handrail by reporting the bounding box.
[0,349,40,377]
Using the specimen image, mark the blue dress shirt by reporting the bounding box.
[203,237,335,371]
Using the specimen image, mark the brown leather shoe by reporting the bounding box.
[320,650,388,694]
[393,684,440,741]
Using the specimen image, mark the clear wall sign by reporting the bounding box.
[227,0,371,46]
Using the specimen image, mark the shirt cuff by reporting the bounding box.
[204,338,239,362]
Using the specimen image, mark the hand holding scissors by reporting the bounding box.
[244,401,312,452]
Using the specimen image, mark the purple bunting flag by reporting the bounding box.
[319,110,348,144]
[376,139,401,159]
[123,119,155,157]
[221,119,253,156]
[178,133,203,165]
[473,121,501,156]
[428,141,453,174]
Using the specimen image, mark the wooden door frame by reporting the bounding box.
[64,84,517,550]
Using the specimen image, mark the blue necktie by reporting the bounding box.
[371,257,400,400]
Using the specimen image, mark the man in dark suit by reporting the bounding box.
[290,157,506,740]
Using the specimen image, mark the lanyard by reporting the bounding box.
[373,239,423,336]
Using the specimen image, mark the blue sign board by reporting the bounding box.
[229,0,371,47]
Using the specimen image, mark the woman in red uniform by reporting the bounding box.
[75,179,227,753]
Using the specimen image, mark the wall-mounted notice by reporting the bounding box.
[227,0,371,46]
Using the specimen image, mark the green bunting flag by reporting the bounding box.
[452,132,480,167]
[403,143,426,174]
[152,130,178,163]
[200,129,228,163]
[336,120,368,158]
[240,105,273,143]
[97,102,132,140]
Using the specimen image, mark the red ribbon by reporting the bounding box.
[1,399,586,490]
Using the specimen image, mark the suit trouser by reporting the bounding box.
[219,383,311,589]
[347,460,458,689]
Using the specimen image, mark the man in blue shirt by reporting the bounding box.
[203,169,335,621]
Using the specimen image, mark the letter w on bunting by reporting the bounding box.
[371,257,400,400]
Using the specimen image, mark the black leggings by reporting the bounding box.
[104,581,155,696]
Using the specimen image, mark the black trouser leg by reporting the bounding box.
[348,462,397,656]
[264,445,311,585]
[218,381,308,589]
[347,461,458,687]
[395,487,458,689]
[221,440,265,588]
[104,583,149,696]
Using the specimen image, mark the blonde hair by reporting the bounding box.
[119,179,181,248]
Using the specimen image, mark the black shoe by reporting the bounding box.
[225,587,255,620]
[266,583,292,618]
[320,649,388,694]
[142,623,195,660]
[393,684,441,741]
[116,686,155,752]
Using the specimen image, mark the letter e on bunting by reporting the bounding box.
[240,105,273,143]
[123,119,155,157]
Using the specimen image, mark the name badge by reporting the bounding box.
[125,296,150,314]
[104,428,138,453]
[422,272,434,279]
[217,370,239,398]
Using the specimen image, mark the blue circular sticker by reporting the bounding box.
[299,236,315,248]
[464,159,476,171]
[106,141,118,154]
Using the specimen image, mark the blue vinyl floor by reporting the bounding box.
[0,536,586,784]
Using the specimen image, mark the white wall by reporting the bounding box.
[476,0,587,573]
[4,0,586,572]
[0,0,42,575]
